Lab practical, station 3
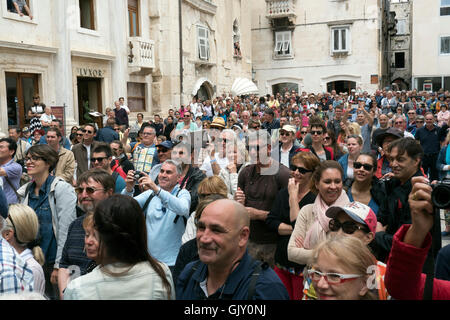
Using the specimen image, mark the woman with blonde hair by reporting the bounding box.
[181,176,229,243]
[2,204,45,294]
[307,235,377,300]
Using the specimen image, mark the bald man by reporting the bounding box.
[176,199,289,300]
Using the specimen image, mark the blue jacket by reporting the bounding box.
[437,145,450,180]
[122,185,190,266]
[338,153,350,181]
[95,126,119,144]
[176,250,289,300]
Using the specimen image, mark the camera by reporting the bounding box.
[134,171,144,181]
[431,180,450,209]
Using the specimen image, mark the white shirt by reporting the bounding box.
[120,105,130,114]
[19,249,45,295]
[200,153,228,177]
[280,148,290,168]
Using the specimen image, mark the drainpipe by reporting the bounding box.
[179,0,183,107]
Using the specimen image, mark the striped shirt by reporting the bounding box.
[0,238,34,295]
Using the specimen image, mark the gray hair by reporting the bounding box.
[162,159,182,175]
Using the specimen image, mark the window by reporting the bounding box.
[127,82,146,112]
[441,36,450,54]
[394,52,405,68]
[128,0,139,37]
[79,0,95,30]
[396,19,407,35]
[197,26,210,60]
[274,31,292,57]
[233,19,241,57]
[331,26,350,54]
[441,0,450,16]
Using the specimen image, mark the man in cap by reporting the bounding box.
[374,127,404,179]
[150,140,174,181]
[278,124,299,168]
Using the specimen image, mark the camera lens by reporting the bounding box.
[431,183,450,209]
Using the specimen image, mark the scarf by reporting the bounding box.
[303,190,350,249]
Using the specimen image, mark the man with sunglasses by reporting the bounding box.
[91,143,126,193]
[72,123,99,179]
[277,125,299,168]
[235,131,290,268]
[149,140,174,181]
[58,169,115,299]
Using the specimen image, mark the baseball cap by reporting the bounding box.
[156,140,174,150]
[326,201,377,234]
[281,124,296,134]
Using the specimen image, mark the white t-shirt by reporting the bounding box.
[280,148,290,168]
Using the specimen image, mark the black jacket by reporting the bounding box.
[180,166,207,213]
[374,169,423,262]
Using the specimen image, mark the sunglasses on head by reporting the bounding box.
[329,218,370,234]
[353,162,374,171]
[290,165,313,174]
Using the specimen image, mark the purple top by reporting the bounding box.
[1,159,22,204]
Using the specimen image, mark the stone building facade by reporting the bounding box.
[251,0,386,95]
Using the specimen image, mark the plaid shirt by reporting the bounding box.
[0,238,34,295]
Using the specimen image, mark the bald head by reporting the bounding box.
[204,199,249,229]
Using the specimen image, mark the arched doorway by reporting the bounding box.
[326,80,356,94]
[192,78,214,102]
[272,82,299,97]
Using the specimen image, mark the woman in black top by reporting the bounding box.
[266,152,320,300]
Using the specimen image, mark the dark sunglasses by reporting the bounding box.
[324,137,331,141]
[290,165,313,174]
[394,122,403,125]
[76,133,83,136]
[311,130,323,135]
[280,131,291,136]
[416,120,424,123]
[75,186,106,195]
[329,219,370,234]
[91,157,108,163]
[82,129,93,134]
[300,131,308,134]
[157,147,169,153]
[246,145,261,152]
[353,162,374,171]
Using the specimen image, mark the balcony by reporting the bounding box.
[266,0,296,22]
[128,37,155,75]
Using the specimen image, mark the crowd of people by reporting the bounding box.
[0,87,449,300]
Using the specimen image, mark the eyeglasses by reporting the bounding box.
[311,130,323,135]
[300,131,308,134]
[114,128,120,131]
[33,97,39,100]
[280,131,291,136]
[324,137,331,141]
[25,155,43,162]
[75,186,106,194]
[394,122,404,125]
[307,269,363,285]
[353,162,374,171]
[82,129,94,134]
[329,218,370,234]
[290,165,313,174]
[76,133,83,136]
[416,120,424,123]
[184,115,191,118]
[91,157,108,163]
